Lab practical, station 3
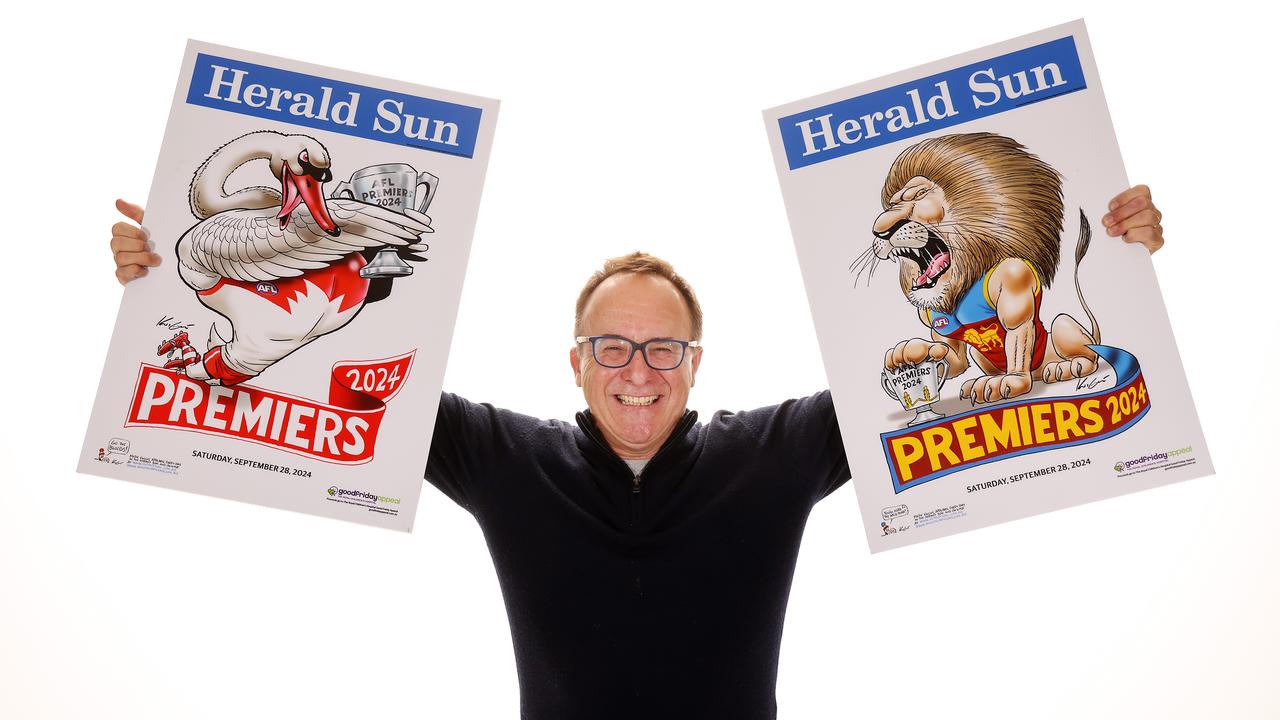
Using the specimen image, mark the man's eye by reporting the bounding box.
[597,341,630,359]
[649,346,675,357]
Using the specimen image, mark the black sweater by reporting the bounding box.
[425,390,850,719]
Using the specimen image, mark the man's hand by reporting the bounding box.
[111,199,161,285]
[1102,185,1163,254]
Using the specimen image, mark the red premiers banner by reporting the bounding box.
[124,351,415,465]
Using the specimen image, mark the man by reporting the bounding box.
[108,186,1164,718]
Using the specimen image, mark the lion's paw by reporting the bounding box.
[1041,356,1099,383]
[961,374,1032,404]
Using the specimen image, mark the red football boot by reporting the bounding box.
[157,331,191,356]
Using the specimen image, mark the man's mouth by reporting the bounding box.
[616,394,659,407]
[893,230,951,291]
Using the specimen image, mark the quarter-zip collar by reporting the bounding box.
[575,408,699,529]
[575,407,698,476]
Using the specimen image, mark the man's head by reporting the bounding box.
[571,253,703,460]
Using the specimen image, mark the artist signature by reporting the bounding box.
[157,315,194,331]
[1076,374,1111,391]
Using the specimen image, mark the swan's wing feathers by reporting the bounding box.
[329,199,434,238]
[184,203,432,282]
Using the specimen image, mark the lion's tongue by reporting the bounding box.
[916,251,951,287]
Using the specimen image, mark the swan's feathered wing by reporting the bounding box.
[180,200,432,282]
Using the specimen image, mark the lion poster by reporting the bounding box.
[764,20,1211,551]
[78,41,498,531]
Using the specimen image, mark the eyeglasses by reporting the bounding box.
[575,335,700,371]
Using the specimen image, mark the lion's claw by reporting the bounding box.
[961,373,1032,404]
[1041,357,1099,383]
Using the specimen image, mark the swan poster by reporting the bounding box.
[764,21,1211,551]
[78,40,498,531]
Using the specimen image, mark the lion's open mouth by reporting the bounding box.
[893,230,951,291]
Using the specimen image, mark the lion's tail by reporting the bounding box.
[1074,208,1101,345]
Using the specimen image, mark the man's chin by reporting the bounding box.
[597,404,680,457]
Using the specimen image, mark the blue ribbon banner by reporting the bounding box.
[879,346,1149,493]
[778,36,1085,170]
[186,53,483,158]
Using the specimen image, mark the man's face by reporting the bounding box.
[571,273,702,460]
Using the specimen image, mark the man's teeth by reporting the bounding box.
[617,395,658,406]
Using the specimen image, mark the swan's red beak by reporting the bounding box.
[278,163,340,237]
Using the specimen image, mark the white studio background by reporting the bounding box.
[0,2,1274,718]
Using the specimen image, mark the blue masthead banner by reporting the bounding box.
[186,53,483,158]
[777,36,1085,170]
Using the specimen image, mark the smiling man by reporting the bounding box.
[421,252,849,718]
[571,260,704,460]
[109,185,1165,719]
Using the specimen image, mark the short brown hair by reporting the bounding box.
[574,252,703,340]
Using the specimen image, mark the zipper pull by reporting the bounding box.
[632,473,642,494]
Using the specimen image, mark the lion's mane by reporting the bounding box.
[881,133,1064,309]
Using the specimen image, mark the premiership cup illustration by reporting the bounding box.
[333,163,439,214]
[882,358,949,427]
[333,163,439,279]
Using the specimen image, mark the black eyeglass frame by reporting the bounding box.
[574,335,701,371]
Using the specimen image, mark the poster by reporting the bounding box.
[78,41,498,531]
[764,20,1211,551]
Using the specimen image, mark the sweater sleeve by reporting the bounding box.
[718,390,851,503]
[423,392,499,513]
[786,390,851,501]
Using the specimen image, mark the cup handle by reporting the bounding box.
[881,369,896,400]
[415,171,440,214]
[936,357,950,390]
[332,180,354,200]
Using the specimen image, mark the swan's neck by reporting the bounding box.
[189,131,283,219]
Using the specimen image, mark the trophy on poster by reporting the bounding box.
[332,163,439,279]
[882,358,949,427]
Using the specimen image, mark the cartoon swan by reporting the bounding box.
[159,130,431,386]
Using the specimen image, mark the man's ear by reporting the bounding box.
[689,346,703,388]
[570,346,584,387]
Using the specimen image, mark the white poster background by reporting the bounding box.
[77,41,498,531]
[766,20,1212,551]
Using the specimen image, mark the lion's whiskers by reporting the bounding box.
[848,245,874,273]
[849,245,881,287]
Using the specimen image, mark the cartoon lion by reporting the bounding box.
[867,132,1100,404]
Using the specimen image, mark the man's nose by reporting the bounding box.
[620,348,657,383]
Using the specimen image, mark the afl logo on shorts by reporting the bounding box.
[932,316,949,330]
[255,282,278,296]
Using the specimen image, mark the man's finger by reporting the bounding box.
[116,265,149,285]
[1110,208,1162,236]
[116,198,145,224]
[1106,184,1150,213]
[111,236,148,254]
[111,221,148,240]
[114,251,162,269]
[110,235,150,254]
[1102,194,1155,229]
[1122,226,1164,254]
